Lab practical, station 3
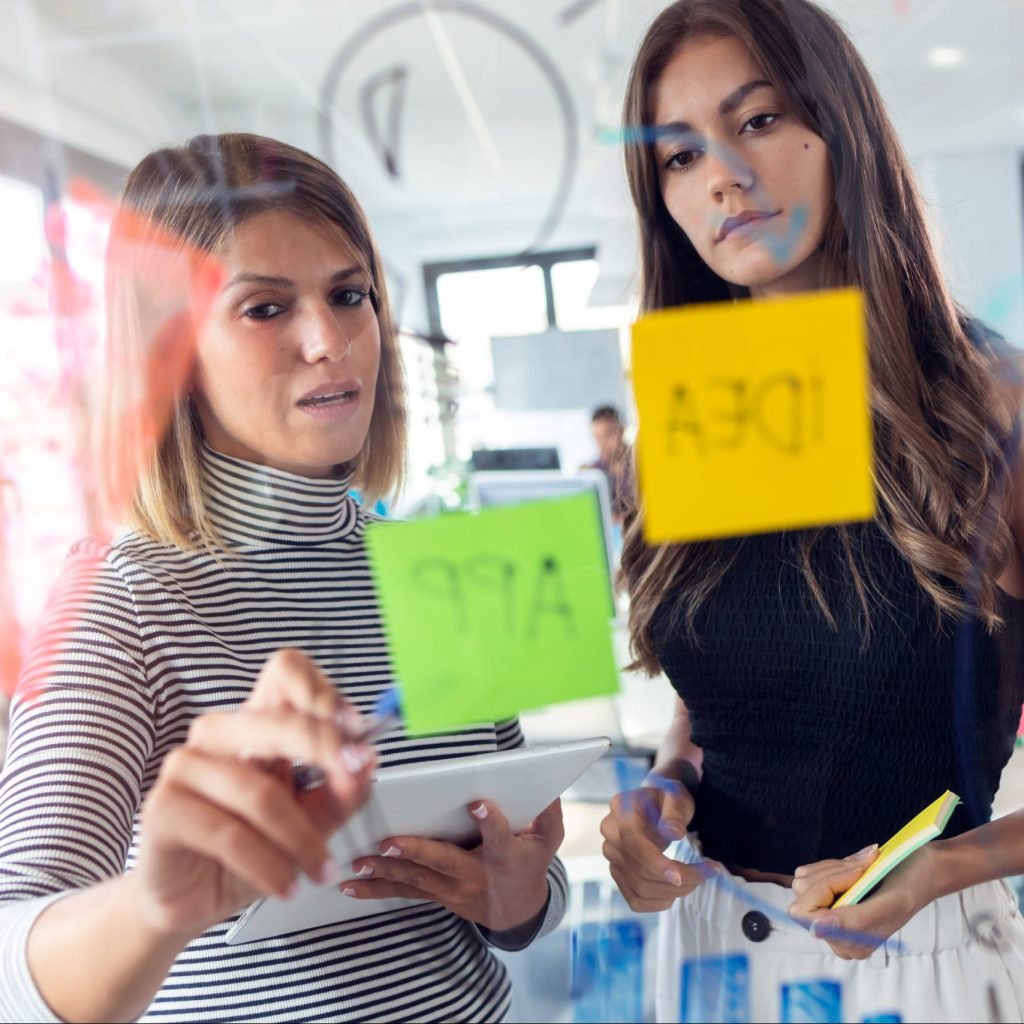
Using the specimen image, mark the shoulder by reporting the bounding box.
[17,535,158,698]
[55,530,201,628]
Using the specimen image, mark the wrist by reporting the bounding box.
[478,880,550,948]
[646,759,699,795]
[508,879,550,929]
[123,872,205,948]
[920,836,979,905]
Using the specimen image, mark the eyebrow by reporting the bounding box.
[653,79,775,144]
[224,266,366,290]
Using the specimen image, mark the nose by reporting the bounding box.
[300,302,352,363]
[705,141,755,199]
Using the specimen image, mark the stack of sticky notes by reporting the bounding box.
[833,790,961,907]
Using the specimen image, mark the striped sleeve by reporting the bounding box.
[480,718,569,950]
[0,544,154,1021]
[0,893,68,1024]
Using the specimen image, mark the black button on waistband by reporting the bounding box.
[741,910,771,942]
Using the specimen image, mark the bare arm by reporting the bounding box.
[923,436,1024,894]
[600,695,707,912]
[651,696,703,790]
[928,809,1024,899]
[13,650,372,1023]
[919,414,1024,899]
[25,875,198,1023]
[788,425,1024,956]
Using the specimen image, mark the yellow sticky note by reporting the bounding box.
[631,289,875,543]
[833,790,960,907]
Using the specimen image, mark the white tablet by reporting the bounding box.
[225,736,610,944]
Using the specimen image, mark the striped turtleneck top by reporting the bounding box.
[0,447,567,1023]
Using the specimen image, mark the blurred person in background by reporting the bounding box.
[583,404,634,524]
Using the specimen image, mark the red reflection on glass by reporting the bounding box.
[1,178,223,701]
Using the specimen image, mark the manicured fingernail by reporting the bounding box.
[812,916,837,937]
[335,708,364,734]
[317,858,342,884]
[663,820,685,839]
[356,864,374,877]
[382,845,402,858]
[339,745,373,774]
[664,868,682,886]
[470,803,488,820]
[340,886,357,897]
[853,844,878,860]
[284,880,300,900]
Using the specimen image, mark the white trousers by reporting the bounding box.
[655,839,1024,1023]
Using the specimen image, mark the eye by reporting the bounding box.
[664,148,701,172]
[332,287,370,308]
[743,112,780,133]
[243,302,286,320]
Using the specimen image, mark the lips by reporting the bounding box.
[717,209,781,242]
[297,380,361,407]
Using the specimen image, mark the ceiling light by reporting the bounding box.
[928,47,964,68]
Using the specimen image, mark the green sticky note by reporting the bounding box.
[367,493,620,734]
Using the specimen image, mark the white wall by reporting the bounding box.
[917,149,1024,347]
[0,6,192,171]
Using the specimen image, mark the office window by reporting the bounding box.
[425,248,633,466]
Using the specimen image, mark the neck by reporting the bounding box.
[200,444,360,548]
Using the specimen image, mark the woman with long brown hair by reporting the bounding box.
[0,133,566,1023]
[600,1,1024,1019]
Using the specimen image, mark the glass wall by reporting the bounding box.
[1,3,1022,1022]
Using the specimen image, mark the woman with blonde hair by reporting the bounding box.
[0,133,565,1023]
[600,1,1024,1020]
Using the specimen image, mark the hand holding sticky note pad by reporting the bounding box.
[631,289,875,543]
[366,493,619,734]
[832,790,961,907]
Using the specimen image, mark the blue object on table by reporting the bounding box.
[680,953,750,1024]
[572,920,645,1023]
[780,979,843,1023]
[861,1015,901,1023]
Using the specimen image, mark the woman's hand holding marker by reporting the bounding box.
[136,648,375,938]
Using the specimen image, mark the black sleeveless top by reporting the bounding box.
[652,524,1024,875]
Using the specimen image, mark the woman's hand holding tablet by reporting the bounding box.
[341,798,564,931]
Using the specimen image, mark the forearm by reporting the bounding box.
[652,698,702,788]
[927,808,1024,903]
[26,872,197,1024]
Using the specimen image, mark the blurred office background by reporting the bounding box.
[1,1,1022,1019]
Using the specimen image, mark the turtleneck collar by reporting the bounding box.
[200,444,361,547]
